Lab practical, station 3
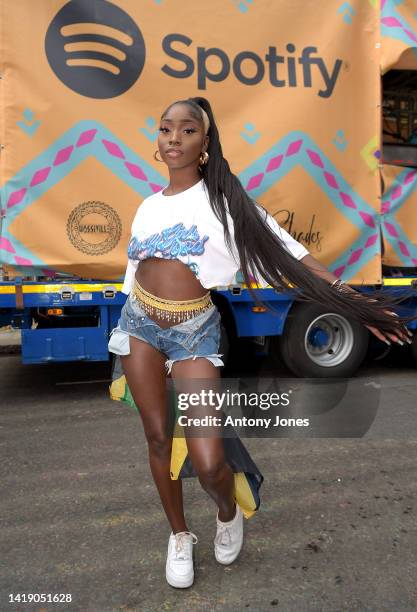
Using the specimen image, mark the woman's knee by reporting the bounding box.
[146,433,172,460]
[196,459,228,484]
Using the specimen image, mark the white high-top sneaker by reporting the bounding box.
[214,503,244,565]
[165,530,198,588]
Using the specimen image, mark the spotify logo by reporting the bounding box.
[45,1,342,99]
[45,0,146,99]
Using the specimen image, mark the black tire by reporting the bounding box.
[276,302,369,377]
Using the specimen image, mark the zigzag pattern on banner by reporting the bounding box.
[239,131,380,279]
[0,122,166,276]
[381,0,417,47]
[381,168,417,266]
[1,122,380,281]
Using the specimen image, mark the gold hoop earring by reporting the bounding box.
[153,150,163,162]
[199,151,209,166]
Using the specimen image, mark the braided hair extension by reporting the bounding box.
[160,97,417,337]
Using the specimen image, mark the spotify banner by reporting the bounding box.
[0,0,409,284]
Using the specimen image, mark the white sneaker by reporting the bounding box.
[165,530,198,588]
[214,503,244,565]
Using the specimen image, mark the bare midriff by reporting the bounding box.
[134,257,209,329]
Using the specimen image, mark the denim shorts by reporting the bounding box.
[108,292,224,375]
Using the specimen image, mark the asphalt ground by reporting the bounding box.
[1,336,417,612]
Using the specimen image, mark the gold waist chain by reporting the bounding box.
[132,278,214,323]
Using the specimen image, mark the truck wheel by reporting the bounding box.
[277,302,369,377]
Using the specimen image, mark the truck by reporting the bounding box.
[1,0,417,378]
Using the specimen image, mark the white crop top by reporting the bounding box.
[120,179,309,295]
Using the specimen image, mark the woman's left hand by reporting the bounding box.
[364,310,413,346]
[299,257,415,347]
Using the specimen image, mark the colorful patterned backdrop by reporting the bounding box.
[0,0,415,285]
[381,163,417,266]
[381,0,417,72]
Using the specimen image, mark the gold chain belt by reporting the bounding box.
[132,278,214,323]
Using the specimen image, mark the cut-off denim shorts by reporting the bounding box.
[108,291,224,375]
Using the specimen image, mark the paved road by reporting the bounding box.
[1,340,416,611]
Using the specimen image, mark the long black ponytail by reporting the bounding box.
[161,96,417,336]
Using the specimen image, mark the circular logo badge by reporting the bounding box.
[45,0,146,99]
[67,201,122,255]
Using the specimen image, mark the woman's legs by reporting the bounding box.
[120,336,188,534]
[171,358,236,522]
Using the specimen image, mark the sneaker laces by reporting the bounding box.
[214,524,232,547]
[173,531,198,560]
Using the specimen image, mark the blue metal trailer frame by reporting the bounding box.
[1,276,416,365]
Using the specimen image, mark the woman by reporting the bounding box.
[108,96,413,589]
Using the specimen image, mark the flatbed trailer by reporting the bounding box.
[1,1,417,377]
[1,275,416,377]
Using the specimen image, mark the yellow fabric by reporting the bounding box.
[233,473,257,520]
[170,422,257,519]
[169,423,189,480]
[110,372,260,519]
[109,374,127,402]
